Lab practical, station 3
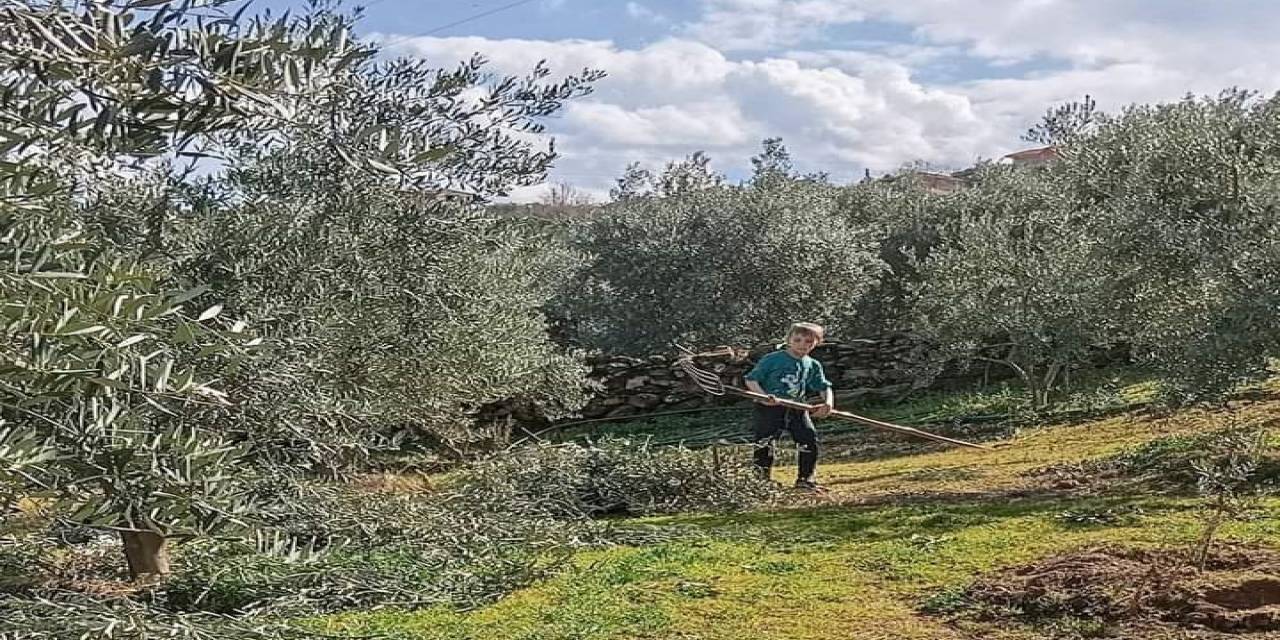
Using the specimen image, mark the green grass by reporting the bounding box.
[855,366,1161,425]
[307,374,1280,640]
[310,494,1280,639]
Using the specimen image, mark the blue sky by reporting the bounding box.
[251,0,1280,201]
[254,0,696,47]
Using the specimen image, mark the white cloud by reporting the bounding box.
[686,0,1280,75]
[565,100,756,147]
[380,35,1000,188]
[374,1,1280,195]
[503,182,610,204]
[625,2,667,24]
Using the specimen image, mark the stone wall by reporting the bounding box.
[577,333,980,420]
[477,334,1125,429]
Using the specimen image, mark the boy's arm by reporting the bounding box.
[809,362,834,418]
[812,386,834,417]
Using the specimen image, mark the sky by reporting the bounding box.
[251,0,1280,201]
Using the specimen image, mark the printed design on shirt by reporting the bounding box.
[780,368,804,399]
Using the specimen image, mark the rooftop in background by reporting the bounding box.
[914,171,967,193]
[876,145,1061,194]
[1000,146,1059,167]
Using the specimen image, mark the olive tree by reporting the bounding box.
[560,143,883,353]
[836,175,954,334]
[0,0,363,577]
[1059,90,1280,399]
[907,166,1122,407]
[910,89,1280,405]
[172,52,602,452]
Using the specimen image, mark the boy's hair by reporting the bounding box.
[787,322,825,343]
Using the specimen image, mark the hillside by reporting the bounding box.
[312,385,1280,639]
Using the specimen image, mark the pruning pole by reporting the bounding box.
[730,386,992,451]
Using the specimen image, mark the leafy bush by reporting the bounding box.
[907,165,1122,407]
[4,436,726,629]
[1056,91,1280,400]
[147,471,703,620]
[0,477,622,638]
[900,91,1280,406]
[153,477,621,615]
[1184,428,1273,567]
[0,0,351,578]
[162,540,552,616]
[0,539,51,596]
[837,175,954,334]
[461,438,778,517]
[0,593,309,640]
[178,53,599,451]
[558,143,882,354]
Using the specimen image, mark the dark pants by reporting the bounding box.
[752,405,819,482]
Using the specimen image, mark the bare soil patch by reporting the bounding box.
[953,544,1280,635]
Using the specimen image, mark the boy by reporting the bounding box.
[744,322,834,491]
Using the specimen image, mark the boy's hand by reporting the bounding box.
[760,394,780,406]
[810,402,833,418]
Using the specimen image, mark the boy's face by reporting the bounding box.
[786,331,819,356]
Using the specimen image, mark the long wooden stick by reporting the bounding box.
[728,385,992,451]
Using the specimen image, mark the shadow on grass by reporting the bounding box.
[657,492,1188,545]
[817,403,1168,464]
[821,459,1029,487]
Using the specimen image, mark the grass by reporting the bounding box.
[311,495,1280,639]
[308,376,1280,640]
[844,366,1161,425]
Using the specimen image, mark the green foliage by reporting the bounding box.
[1112,427,1278,487]
[1190,428,1272,566]
[165,38,601,454]
[0,537,52,596]
[0,0,358,558]
[1023,95,1101,145]
[462,438,778,517]
[836,175,952,333]
[0,466,704,638]
[0,0,601,589]
[907,165,1121,407]
[151,476,687,618]
[898,91,1280,405]
[163,540,551,617]
[1036,424,1280,497]
[0,595,305,640]
[1056,90,1280,400]
[870,369,1157,426]
[0,242,264,536]
[560,141,882,354]
[0,0,364,161]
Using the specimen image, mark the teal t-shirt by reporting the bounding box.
[744,350,832,401]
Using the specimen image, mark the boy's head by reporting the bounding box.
[784,322,825,356]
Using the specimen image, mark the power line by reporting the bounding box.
[417,0,541,37]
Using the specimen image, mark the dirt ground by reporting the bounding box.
[957,543,1280,636]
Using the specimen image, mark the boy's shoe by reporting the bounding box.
[793,479,827,493]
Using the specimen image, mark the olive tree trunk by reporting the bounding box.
[120,529,170,579]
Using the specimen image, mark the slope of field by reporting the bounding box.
[313,389,1280,640]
